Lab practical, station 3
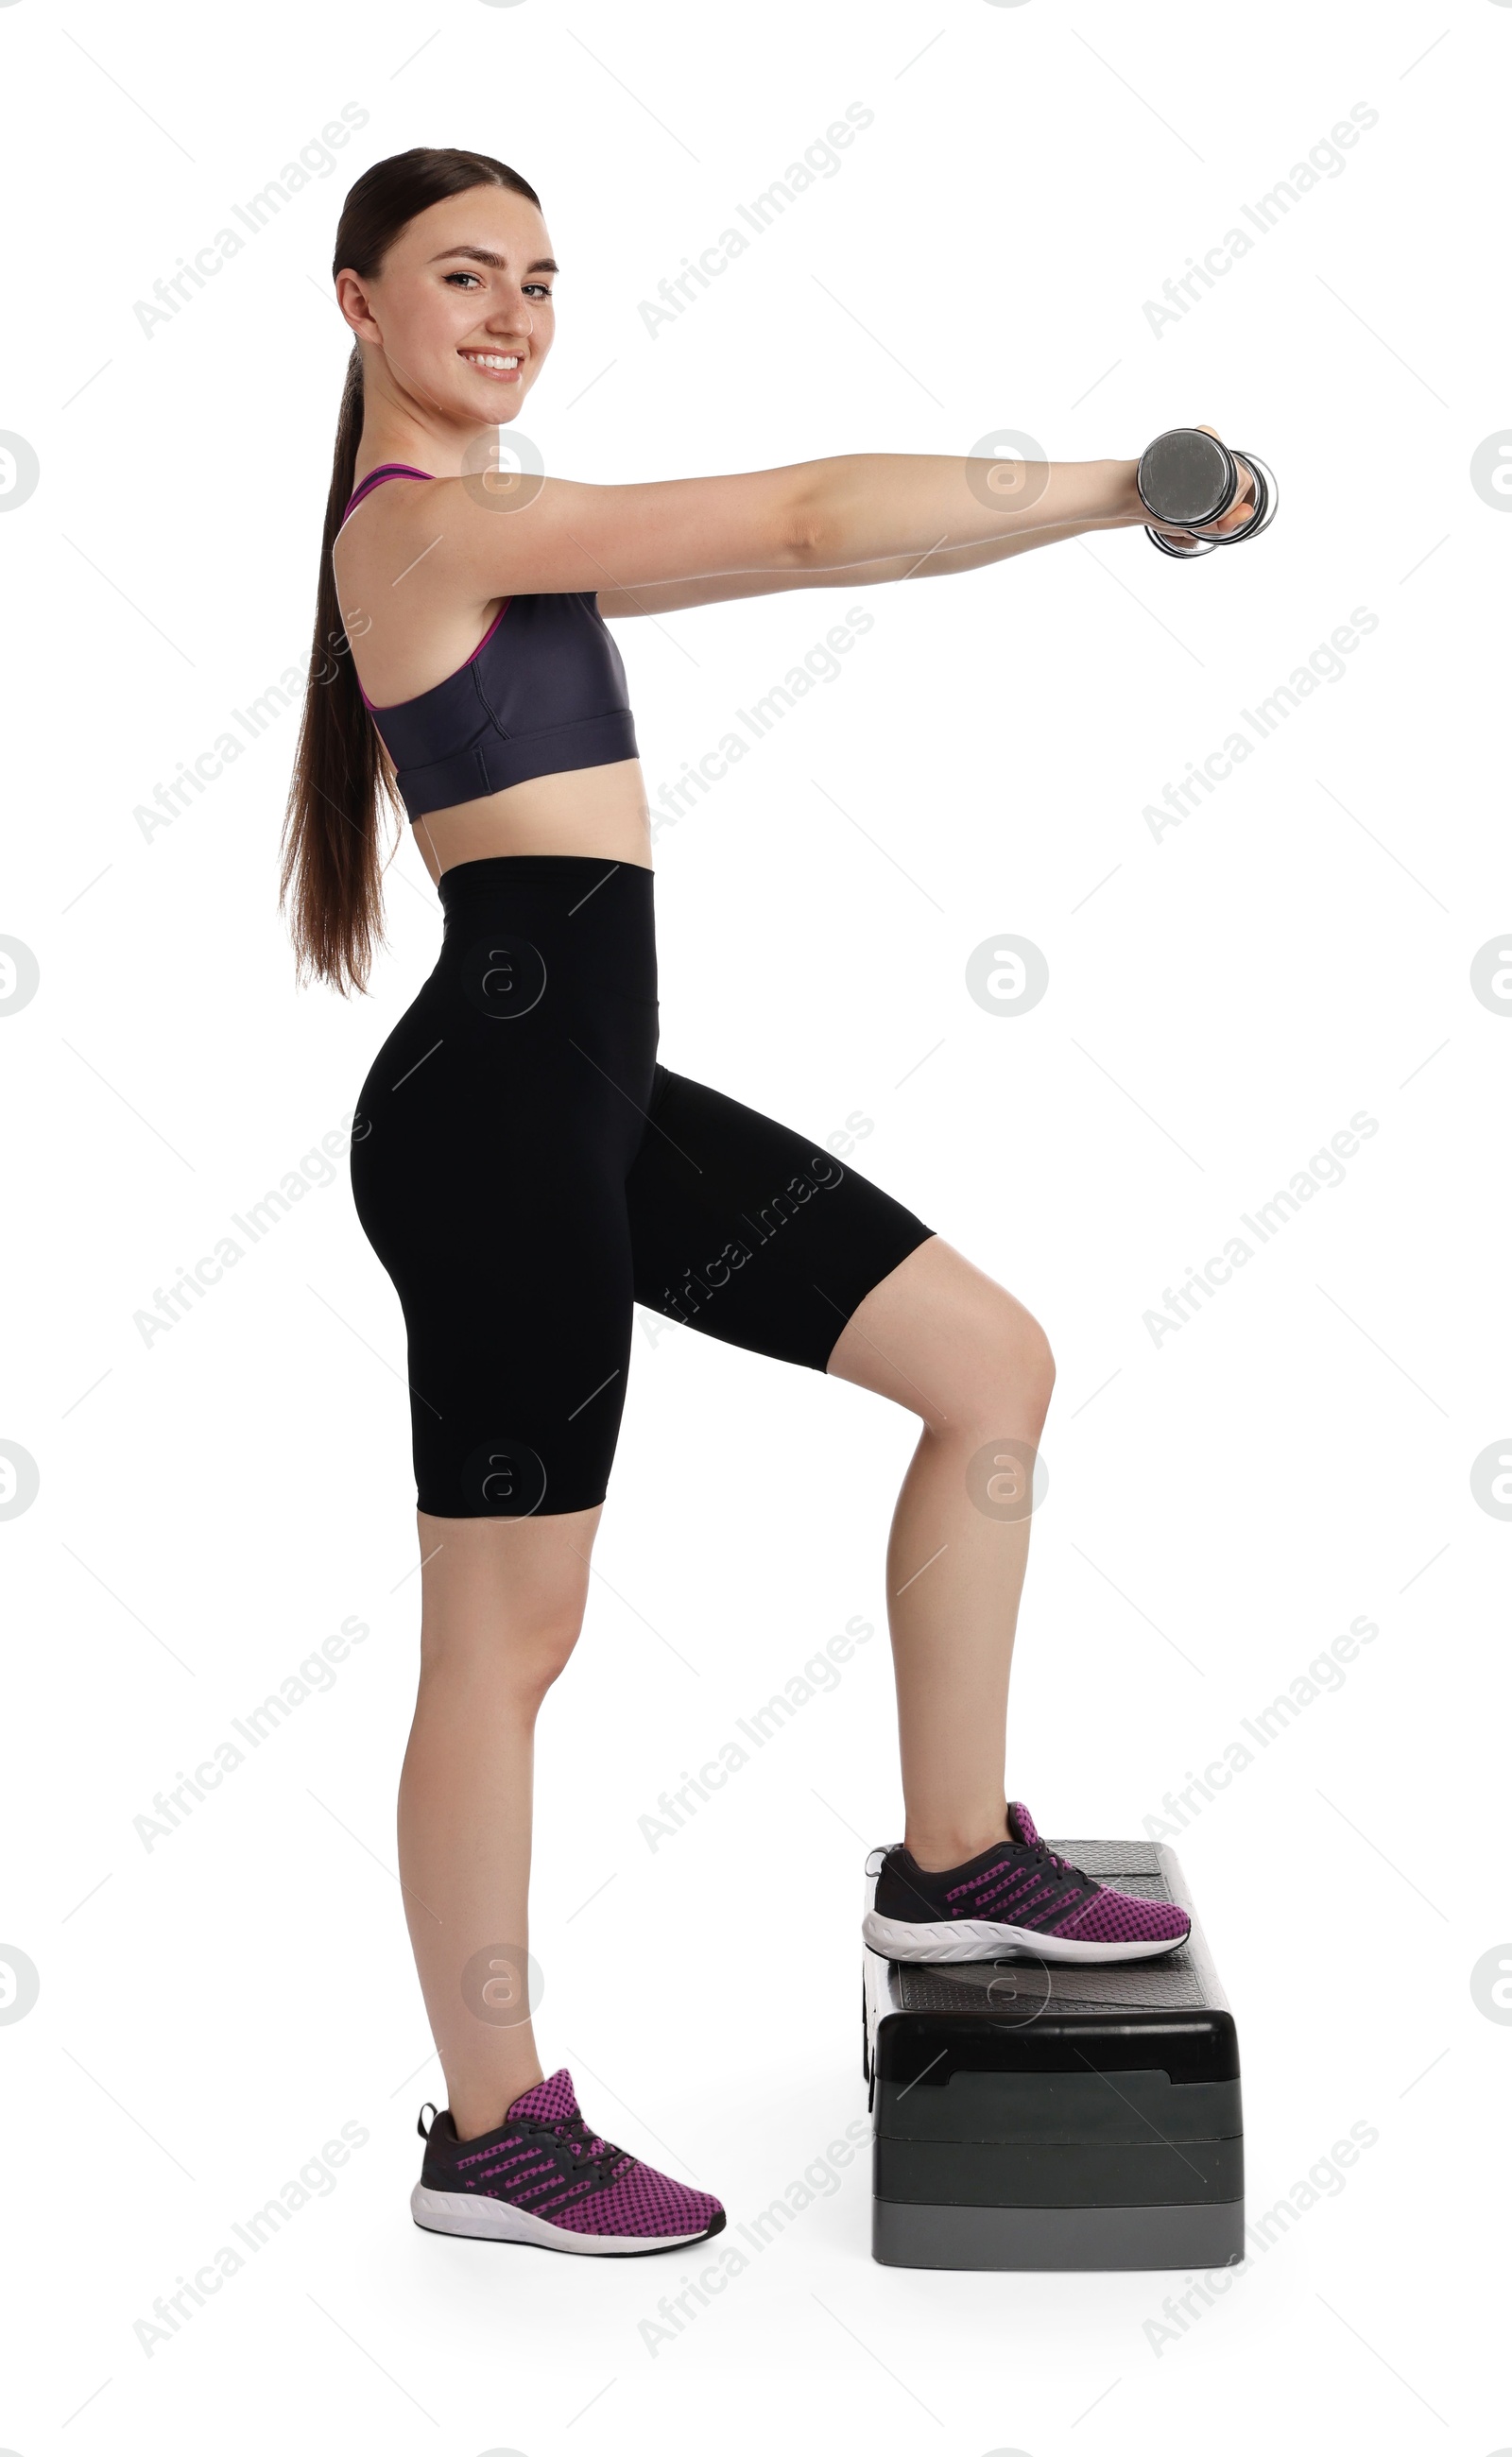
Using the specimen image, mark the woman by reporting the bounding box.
[282,147,1266,2259]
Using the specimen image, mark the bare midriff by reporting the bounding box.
[405,759,654,886]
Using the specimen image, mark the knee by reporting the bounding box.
[949,1301,1056,1435]
[1023,1318,1057,1418]
[419,1604,585,1705]
[505,1613,584,1704]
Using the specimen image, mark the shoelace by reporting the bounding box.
[892,1827,1087,1920]
[541,2113,635,2182]
[1018,1834,1080,1881]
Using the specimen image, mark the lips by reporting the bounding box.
[459,350,523,380]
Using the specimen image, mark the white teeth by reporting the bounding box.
[464,352,520,369]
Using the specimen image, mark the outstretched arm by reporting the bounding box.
[597,518,1108,618]
[422,450,1151,617]
[598,435,1254,615]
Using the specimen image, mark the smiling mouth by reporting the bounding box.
[459,350,523,379]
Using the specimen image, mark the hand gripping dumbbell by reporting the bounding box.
[1136,427,1278,558]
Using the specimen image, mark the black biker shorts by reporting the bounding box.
[350,855,936,1516]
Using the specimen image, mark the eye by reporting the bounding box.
[524,283,554,301]
[444,270,482,288]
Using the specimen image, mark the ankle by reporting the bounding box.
[450,2068,543,2142]
[904,1811,1006,1873]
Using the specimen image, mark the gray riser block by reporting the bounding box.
[874,2197,1246,2272]
[875,2134,1242,2207]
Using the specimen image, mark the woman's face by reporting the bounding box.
[340,183,557,424]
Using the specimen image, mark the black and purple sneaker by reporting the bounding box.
[863,1800,1193,1965]
[411,2069,725,2257]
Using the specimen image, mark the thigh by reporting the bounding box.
[390,1140,635,1520]
[826,1233,1057,1430]
[350,875,659,1519]
[625,1063,936,1371]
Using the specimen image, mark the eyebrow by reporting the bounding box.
[427,244,559,273]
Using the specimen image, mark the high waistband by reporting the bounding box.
[436,853,654,912]
[433,854,658,1005]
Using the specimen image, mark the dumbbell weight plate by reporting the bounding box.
[1137,427,1240,531]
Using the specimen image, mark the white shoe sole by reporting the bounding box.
[411,2182,716,2257]
[861,1910,1190,1966]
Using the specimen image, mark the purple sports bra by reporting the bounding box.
[336,461,639,822]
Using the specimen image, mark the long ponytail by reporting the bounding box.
[280,147,542,994]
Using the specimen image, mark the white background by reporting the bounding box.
[2,0,1507,2448]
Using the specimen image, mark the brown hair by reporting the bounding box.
[279,146,542,994]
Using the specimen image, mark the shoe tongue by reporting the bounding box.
[507,2068,580,2126]
[1007,1799,1042,1849]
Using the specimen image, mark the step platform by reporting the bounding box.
[863,1839,1244,2271]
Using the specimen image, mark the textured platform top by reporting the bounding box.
[864,1842,1238,2088]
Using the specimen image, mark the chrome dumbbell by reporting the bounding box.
[1137,427,1278,558]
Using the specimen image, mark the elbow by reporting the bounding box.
[783,474,833,568]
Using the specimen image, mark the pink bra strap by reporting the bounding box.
[339,461,434,528]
